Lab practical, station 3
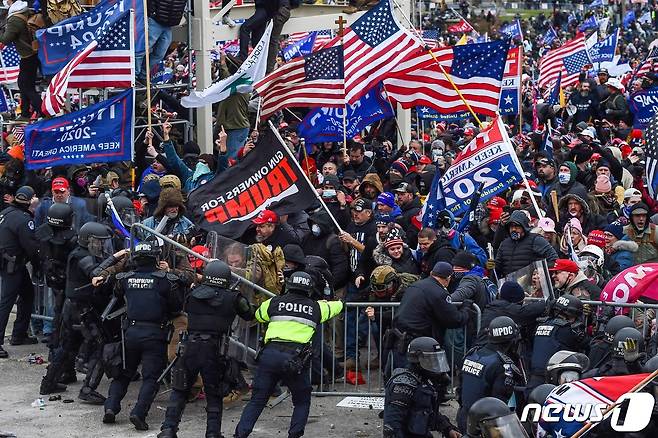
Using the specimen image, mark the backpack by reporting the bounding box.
[14,12,46,52]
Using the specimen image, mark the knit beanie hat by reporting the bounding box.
[564,217,583,234]
[500,281,525,303]
[453,251,477,270]
[384,227,405,249]
[587,230,606,248]
[594,174,612,194]
[377,192,396,208]
[390,160,409,175]
[604,222,625,240]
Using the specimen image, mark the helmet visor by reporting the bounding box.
[419,350,450,374]
[88,236,114,258]
[559,370,581,385]
[481,414,529,438]
[120,209,137,227]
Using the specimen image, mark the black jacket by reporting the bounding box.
[395,197,422,249]
[394,276,469,344]
[495,211,558,277]
[149,0,187,27]
[419,239,457,277]
[345,217,377,284]
[302,211,350,289]
[475,298,547,346]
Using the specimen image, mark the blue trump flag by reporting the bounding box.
[578,15,598,32]
[440,117,524,217]
[420,169,447,228]
[541,26,558,46]
[590,0,603,6]
[282,32,316,62]
[24,89,134,170]
[547,72,562,106]
[298,85,393,143]
[589,29,618,64]
[623,10,635,28]
[37,1,132,76]
[500,19,522,40]
[151,61,173,84]
[630,86,658,128]
[417,105,471,121]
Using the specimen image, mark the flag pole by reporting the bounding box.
[336,15,348,159]
[268,120,345,234]
[572,369,658,438]
[381,84,408,147]
[141,0,152,145]
[518,46,523,135]
[391,0,483,128]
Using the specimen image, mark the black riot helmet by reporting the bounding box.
[467,397,529,438]
[14,185,35,206]
[612,326,644,358]
[305,255,335,299]
[47,202,73,228]
[109,195,136,226]
[285,271,315,296]
[202,260,232,288]
[643,355,658,398]
[78,222,113,257]
[131,240,161,266]
[528,384,556,406]
[605,315,635,340]
[487,316,521,345]
[546,350,590,385]
[406,336,450,375]
[553,294,583,319]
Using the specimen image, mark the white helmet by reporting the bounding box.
[580,245,605,267]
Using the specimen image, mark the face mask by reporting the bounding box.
[166,212,178,219]
[558,172,571,184]
[510,231,521,241]
[311,224,322,236]
[322,189,336,198]
[193,162,210,180]
[76,176,88,188]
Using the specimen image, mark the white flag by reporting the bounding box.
[599,17,610,34]
[182,22,272,108]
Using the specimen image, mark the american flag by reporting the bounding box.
[538,35,590,90]
[287,30,333,50]
[67,11,133,88]
[254,46,345,119]
[421,29,439,48]
[10,125,24,144]
[0,44,20,84]
[42,41,98,116]
[644,113,658,198]
[383,39,510,117]
[325,0,423,104]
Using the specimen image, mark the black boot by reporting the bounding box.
[130,414,149,431]
[157,428,178,438]
[78,386,106,404]
[102,409,116,424]
[0,346,8,359]
[40,363,68,395]
[58,370,77,384]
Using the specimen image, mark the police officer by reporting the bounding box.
[583,326,646,377]
[103,241,184,431]
[545,350,590,385]
[40,222,114,401]
[457,316,525,433]
[234,271,343,438]
[35,203,77,348]
[465,397,529,438]
[588,314,634,369]
[158,260,254,438]
[382,336,460,438]
[0,186,40,359]
[528,294,589,389]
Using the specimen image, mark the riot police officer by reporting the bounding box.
[234,271,343,438]
[158,260,254,438]
[103,241,184,431]
[40,222,114,401]
[457,316,525,433]
[382,336,460,438]
[588,314,634,369]
[545,350,590,385]
[583,326,646,377]
[0,186,40,359]
[35,203,77,348]
[465,397,529,438]
[528,294,589,388]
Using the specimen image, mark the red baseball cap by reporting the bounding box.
[549,259,579,274]
[418,155,432,165]
[252,209,278,225]
[52,177,70,192]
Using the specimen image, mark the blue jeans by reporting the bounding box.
[235,345,312,438]
[135,18,172,80]
[226,127,250,159]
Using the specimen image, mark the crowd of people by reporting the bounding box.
[2,0,658,437]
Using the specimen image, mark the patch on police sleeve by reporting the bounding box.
[27,220,35,231]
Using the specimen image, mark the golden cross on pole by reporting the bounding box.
[335,15,347,37]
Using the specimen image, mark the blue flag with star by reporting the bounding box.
[421,170,447,228]
[500,19,523,40]
[282,32,317,62]
[417,106,471,121]
[547,72,562,106]
[588,29,618,64]
[578,15,598,32]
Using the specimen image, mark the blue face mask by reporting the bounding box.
[558,173,571,185]
[193,162,210,180]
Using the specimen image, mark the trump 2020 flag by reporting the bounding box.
[589,29,619,64]
[282,31,316,62]
[440,116,524,216]
[498,47,522,115]
[642,113,658,198]
[578,15,599,32]
[540,26,558,47]
[187,128,317,239]
[182,22,272,108]
[298,85,393,143]
[500,19,522,40]
[24,89,134,170]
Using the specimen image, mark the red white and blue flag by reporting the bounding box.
[538,35,590,90]
[0,44,20,84]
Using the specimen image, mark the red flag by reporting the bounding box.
[600,263,658,305]
[447,19,474,34]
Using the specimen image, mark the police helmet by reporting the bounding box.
[46,202,73,228]
[132,240,161,265]
[14,186,35,205]
[467,397,528,438]
[202,260,232,288]
[304,256,334,299]
[553,294,583,319]
[285,271,315,296]
[612,326,644,357]
[546,350,590,385]
[487,316,521,345]
[643,355,658,398]
[110,195,136,226]
[406,337,450,374]
[78,222,113,257]
[528,384,557,406]
[605,315,635,340]
[370,265,400,299]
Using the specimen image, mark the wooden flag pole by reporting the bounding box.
[336,15,348,160]
[390,0,483,128]
[142,0,153,145]
[518,46,523,135]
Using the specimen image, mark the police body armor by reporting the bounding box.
[384,368,439,437]
[119,270,178,326]
[530,318,574,375]
[186,284,245,335]
[35,224,76,290]
[460,346,521,411]
[268,293,322,330]
[65,247,100,301]
[0,205,32,272]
